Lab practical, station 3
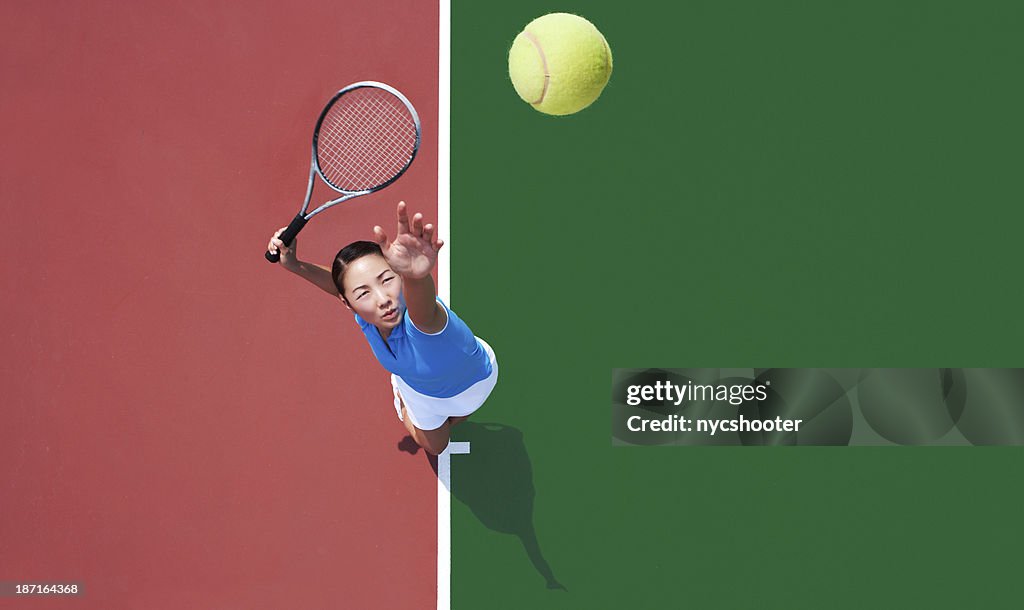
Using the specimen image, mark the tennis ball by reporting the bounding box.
[508,13,613,116]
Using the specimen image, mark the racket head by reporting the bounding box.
[312,81,421,194]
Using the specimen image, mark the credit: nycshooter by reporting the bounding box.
[626,413,803,435]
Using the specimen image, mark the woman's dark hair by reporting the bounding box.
[332,240,384,298]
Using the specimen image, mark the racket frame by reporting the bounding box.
[304,81,421,219]
[267,81,421,262]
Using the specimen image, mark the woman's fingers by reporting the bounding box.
[268,228,286,253]
[394,201,440,244]
[268,227,292,254]
[373,225,390,249]
[396,201,410,235]
[425,225,442,251]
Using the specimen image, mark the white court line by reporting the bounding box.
[437,442,468,610]
[437,2,454,610]
[438,0,451,310]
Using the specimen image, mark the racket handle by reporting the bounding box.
[265,214,309,263]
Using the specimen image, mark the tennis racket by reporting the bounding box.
[265,81,421,262]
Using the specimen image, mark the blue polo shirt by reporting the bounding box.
[354,297,492,398]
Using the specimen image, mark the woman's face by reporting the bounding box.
[339,254,404,330]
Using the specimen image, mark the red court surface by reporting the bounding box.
[1,2,440,607]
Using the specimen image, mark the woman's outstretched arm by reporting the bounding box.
[373,201,446,333]
[267,228,340,297]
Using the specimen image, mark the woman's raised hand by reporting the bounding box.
[373,201,444,279]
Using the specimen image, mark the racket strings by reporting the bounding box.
[317,88,418,192]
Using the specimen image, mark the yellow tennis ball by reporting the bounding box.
[508,13,613,116]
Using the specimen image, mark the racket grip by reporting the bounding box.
[265,213,309,263]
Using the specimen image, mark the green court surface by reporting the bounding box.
[448,1,1023,607]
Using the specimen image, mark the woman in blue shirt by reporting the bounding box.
[268,201,497,455]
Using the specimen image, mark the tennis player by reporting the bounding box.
[267,201,497,455]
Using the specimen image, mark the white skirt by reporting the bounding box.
[392,337,498,431]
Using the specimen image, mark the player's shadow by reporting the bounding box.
[441,421,565,591]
